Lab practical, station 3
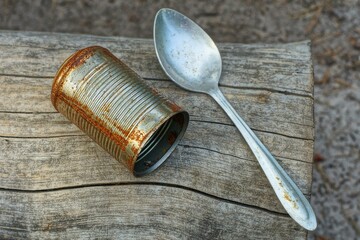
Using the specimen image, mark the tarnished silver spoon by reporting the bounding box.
[154,8,316,230]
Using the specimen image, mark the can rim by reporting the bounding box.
[133,110,189,176]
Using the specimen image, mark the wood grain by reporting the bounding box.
[0,185,305,239]
[0,31,314,239]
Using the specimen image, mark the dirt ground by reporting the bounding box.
[0,0,359,239]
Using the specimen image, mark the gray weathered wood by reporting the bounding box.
[0,185,306,239]
[0,31,314,239]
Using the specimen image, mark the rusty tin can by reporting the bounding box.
[51,46,189,176]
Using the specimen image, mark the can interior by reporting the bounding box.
[134,111,189,176]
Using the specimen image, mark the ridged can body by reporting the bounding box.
[51,46,189,176]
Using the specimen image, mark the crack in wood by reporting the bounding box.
[0,182,295,217]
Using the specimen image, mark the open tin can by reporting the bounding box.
[51,46,189,176]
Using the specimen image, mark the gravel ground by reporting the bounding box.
[1,1,359,239]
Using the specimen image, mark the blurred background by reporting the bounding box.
[0,0,359,239]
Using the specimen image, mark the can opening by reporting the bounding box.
[134,111,189,176]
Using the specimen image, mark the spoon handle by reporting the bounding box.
[209,88,317,231]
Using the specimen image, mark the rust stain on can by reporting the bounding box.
[51,46,99,109]
[167,131,177,145]
[59,93,130,151]
[101,102,111,113]
[51,46,189,176]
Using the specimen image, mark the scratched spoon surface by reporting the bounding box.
[154,8,317,230]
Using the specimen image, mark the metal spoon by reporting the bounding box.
[154,8,316,230]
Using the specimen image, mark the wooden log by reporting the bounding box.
[0,31,314,239]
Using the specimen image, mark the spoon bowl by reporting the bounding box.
[154,8,317,231]
[154,8,221,93]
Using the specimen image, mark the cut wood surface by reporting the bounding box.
[0,31,314,239]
